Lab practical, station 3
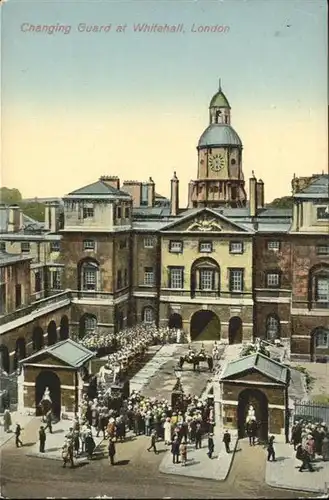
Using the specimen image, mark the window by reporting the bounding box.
[144,267,154,286]
[266,272,280,288]
[83,240,95,251]
[124,268,128,286]
[316,245,329,256]
[229,269,244,292]
[83,206,94,219]
[117,269,122,289]
[0,241,5,251]
[52,270,61,290]
[35,271,41,292]
[199,241,213,253]
[315,330,329,348]
[315,277,329,303]
[50,241,60,252]
[266,315,280,340]
[124,206,130,218]
[119,239,127,249]
[169,241,183,253]
[143,306,154,324]
[267,241,280,251]
[200,269,214,291]
[229,241,243,254]
[21,242,30,253]
[117,206,122,219]
[169,267,184,289]
[15,284,22,308]
[85,315,97,334]
[82,262,98,291]
[144,237,154,249]
[0,268,5,283]
[317,207,329,220]
[231,159,236,165]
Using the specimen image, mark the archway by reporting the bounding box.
[190,310,221,341]
[0,345,10,374]
[237,388,268,441]
[228,317,243,344]
[47,321,57,346]
[35,370,61,419]
[32,326,44,351]
[310,327,329,362]
[59,315,69,340]
[168,313,183,329]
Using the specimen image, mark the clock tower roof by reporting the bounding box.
[198,124,242,148]
[209,80,231,109]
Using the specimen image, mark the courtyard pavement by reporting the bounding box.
[0,410,35,448]
[265,441,329,494]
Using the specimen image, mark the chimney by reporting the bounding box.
[100,175,120,191]
[170,172,179,216]
[122,181,142,207]
[256,179,264,209]
[45,201,60,233]
[7,205,21,232]
[188,180,194,208]
[249,172,257,217]
[147,177,155,208]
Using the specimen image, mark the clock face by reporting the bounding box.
[209,153,225,172]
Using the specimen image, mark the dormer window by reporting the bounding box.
[169,241,183,253]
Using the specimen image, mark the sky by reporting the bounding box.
[1,0,328,204]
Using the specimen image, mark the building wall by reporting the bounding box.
[1,259,31,314]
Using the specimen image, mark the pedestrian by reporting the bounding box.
[62,440,74,468]
[321,434,329,462]
[180,442,187,466]
[207,433,215,459]
[3,409,12,433]
[108,438,116,465]
[195,422,202,449]
[39,426,46,453]
[15,423,23,448]
[296,443,314,472]
[147,430,159,454]
[267,435,276,461]
[222,429,231,453]
[246,419,256,446]
[85,432,96,460]
[44,409,53,434]
[171,436,180,464]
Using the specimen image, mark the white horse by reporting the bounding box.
[98,365,113,385]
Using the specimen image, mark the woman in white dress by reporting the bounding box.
[163,417,172,445]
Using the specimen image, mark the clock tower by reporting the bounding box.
[188,80,247,209]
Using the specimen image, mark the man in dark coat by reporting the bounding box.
[246,419,257,446]
[207,433,215,459]
[39,426,46,453]
[15,423,23,448]
[108,438,116,465]
[147,430,159,454]
[223,429,231,453]
[171,436,180,464]
[195,422,202,449]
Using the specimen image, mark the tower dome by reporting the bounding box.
[198,124,242,149]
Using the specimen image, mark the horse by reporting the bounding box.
[178,354,213,372]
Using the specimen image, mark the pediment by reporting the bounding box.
[221,368,285,385]
[161,208,253,234]
[22,352,71,368]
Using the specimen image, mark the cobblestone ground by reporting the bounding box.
[290,362,329,400]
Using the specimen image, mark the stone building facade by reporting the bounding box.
[0,82,328,373]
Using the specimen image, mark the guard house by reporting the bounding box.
[218,353,290,441]
[18,339,95,419]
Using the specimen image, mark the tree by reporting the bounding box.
[20,202,45,222]
[0,187,22,204]
[267,196,293,209]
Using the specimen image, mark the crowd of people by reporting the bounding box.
[79,323,188,353]
[290,420,329,472]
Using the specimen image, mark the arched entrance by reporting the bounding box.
[237,388,268,441]
[47,321,57,346]
[228,316,243,344]
[168,313,183,329]
[310,327,329,362]
[59,315,69,340]
[190,310,220,341]
[35,370,61,419]
[32,326,44,351]
[0,345,10,373]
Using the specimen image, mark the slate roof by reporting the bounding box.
[20,338,95,368]
[67,180,131,198]
[294,175,329,198]
[220,352,289,384]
